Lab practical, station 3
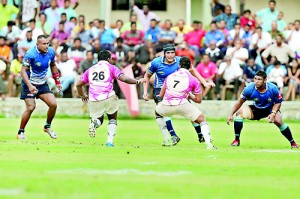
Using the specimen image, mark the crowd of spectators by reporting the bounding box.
[0,0,299,101]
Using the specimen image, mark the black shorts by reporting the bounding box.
[249,105,272,120]
[153,88,162,104]
[20,80,52,100]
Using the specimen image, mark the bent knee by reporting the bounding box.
[27,104,36,112]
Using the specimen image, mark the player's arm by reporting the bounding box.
[227,97,246,125]
[189,92,202,103]
[50,62,62,92]
[21,65,37,94]
[118,74,145,84]
[76,79,88,102]
[189,67,215,87]
[159,85,166,99]
[267,102,281,123]
[142,72,152,101]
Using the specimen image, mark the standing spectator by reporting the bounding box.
[176,41,195,64]
[214,5,238,30]
[171,19,192,45]
[7,52,23,97]
[67,37,86,67]
[74,21,92,49]
[39,0,51,14]
[287,20,300,52]
[1,21,21,47]
[214,56,242,100]
[57,0,76,20]
[19,19,43,41]
[131,0,160,32]
[204,22,225,52]
[50,21,70,45]
[226,39,249,66]
[78,50,95,75]
[240,9,256,31]
[99,20,116,51]
[120,14,143,33]
[122,22,144,52]
[57,52,77,96]
[284,59,300,101]
[277,11,287,32]
[204,40,224,65]
[145,19,160,44]
[249,26,272,59]
[262,35,294,66]
[255,0,278,32]
[241,57,262,86]
[17,30,35,54]
[21,0,38,25]
[36,13,52,36]
[157,19,176,45]
[57,0,79,9]
[196,54,218,97]
[184,20,206,57]
[210,0,225,17]
[0,0,19,30]
[44,0,60,31]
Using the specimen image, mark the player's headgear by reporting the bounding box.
[255,70,267,79]
[163,44,175,54]
[179,56,191,70]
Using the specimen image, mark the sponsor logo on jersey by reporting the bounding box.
[35,62,41,66]
[254,98,258,102]
[157,71,165,75]
[277,93,282,99]
[268,97,272,102]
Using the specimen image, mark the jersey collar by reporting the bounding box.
[35,46,48,54]
[161,56,177,65]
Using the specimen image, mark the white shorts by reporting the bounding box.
[156,102,202,122]
[88,95,118,118]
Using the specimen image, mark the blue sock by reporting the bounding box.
[192,123,202,138]
[234,118,244,140]
[165,117,177,137]
[279,124,295,143]
[44,122,51,129]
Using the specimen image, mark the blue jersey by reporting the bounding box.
[148,56,180,88]
[241,82,283,110]
[22,46,55,85]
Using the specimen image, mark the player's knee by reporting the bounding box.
[48,101,57,109]
[239,106,252,119]
[27,104,36,112]
[195,114,205,123]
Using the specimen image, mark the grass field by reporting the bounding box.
[0,117,300,199]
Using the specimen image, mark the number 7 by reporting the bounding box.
[173,80,180,88]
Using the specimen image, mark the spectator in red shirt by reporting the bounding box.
[196,54,218,97]
[175,41,195,64]
[184,20,206,57]
[240,10,256,31]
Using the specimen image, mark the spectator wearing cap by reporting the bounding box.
[255,0,278,32]
[7,52,23,97]
[0,0,19,30]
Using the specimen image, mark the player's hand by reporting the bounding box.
[81,94,89,103]
[227,114,234,125]
[204,81,215,88]
[143,93,149,101]
[29,85,38,94]
[136,78,146,84]
[267,113,275,123]
[56,84,62,92]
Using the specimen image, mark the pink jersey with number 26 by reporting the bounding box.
[162,68,201,105]
[80,60,123,101]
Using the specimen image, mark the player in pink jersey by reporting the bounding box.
[76,50,145,147]
[156,57,216,149]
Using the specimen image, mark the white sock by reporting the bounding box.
[156,117,170,141]
[107,119,117,143]
[200,122,212,146]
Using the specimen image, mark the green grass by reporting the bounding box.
[0,118,300,199]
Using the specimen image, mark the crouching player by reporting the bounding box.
[76,50,145,147]
[227,70,298,149]
[155,57,216,149]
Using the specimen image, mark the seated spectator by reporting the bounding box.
[242,24,252,49]
[130,58,144,99]
[54,13,75,35]
[184,20,206,57]
[284,59,300,101]
[50,22,70,45]
[36,13,52,36]
[226,39,249,66]
[176,41,195,64]
[249,26,272,59]
[99,20,116,51]
[72,15,90,37]
[171,19,193,44]
[157,19,176,45]
[228,23,245,46]
[204,22,225,53]
[268,60,286,93]
[240,9,256,31]
[17,30,35,55]
[120,14,143,34]
[262,35,294,66]
[195,54,218,97]
[269,21,284,42]
[57,0,77,20]
[90,19,101,40]
[1,21,20,48]
[287,20,300,52]
[214,56,242,100]
[67,37,86,67]
[7,52,23,97]
[91,39,101,62]
[19,19,43,41]
[39,0,51,14]
[122,22,144,52]
[0,36,10,68]
[112,37,129,65]
[240,57,262,92]
[135,39,154,71]
[74,21,92,49]
[145,19,160,44]
[277,11,287,32]
[112,19,124,38]
[44,0,60,31]
[265,56,287,75]
[214,5,238,30]
[0,59,6,100]
[204,40,224,65]
[217,20,229,40]
[57,52,77,97]
[78,50,95,75]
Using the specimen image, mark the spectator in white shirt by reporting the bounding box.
[19,19,43,41]
[287,20,300,52]
[21,0,38,25]
[226,39,249,66]
[249,26,272,60]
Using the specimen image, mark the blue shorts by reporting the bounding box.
[20,80,52,100]
[153,88,162,104]
[249,105,272,120]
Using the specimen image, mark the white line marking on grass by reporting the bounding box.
[50,169,191,176]
[252,149,299,153]
[0,188,23,195]
[140,162,157,165]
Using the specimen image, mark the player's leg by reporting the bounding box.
[194,114,216,149]
[192,121,204,143]
[18,98,36,139]
[274,112,298,148]
[106,111,118,147]
[155,105,172,146]
[39,93,58,139]
[231,105,253,146]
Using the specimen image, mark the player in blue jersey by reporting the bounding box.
[143,44,214,146]
[227,70,298,148]
[17,35,62,140]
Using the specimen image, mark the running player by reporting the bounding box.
[76,50,145,147]
[17,35,62,139]
[143,44,214,145]
[155,56,216,149]
[227,70,298,148]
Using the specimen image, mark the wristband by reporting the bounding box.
[52,72,61,85]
